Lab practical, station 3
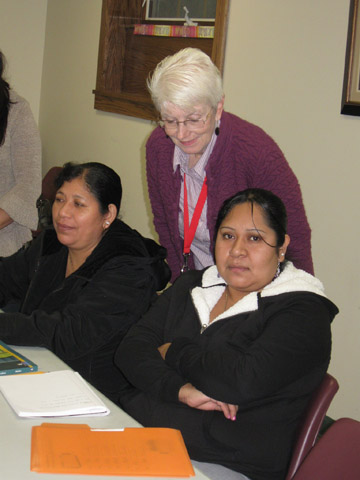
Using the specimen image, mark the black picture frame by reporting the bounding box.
[341,0,360,116]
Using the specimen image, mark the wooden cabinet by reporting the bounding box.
[93,0,230,120]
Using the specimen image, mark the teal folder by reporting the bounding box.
[0,340,38,375]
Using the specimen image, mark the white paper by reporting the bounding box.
[0,370,110,417]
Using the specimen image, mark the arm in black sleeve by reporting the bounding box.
[115,287,187,403]
[0,239,38,307]
[0,259,159,362]
[165,294,333,404]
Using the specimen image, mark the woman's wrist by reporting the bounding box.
[0,208,13,229]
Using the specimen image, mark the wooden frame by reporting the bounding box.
[93,0,230,121]
[341,0,360,116]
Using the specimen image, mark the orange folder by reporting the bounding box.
[31,423,195,477]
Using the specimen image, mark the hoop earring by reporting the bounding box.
[274,261,281,279]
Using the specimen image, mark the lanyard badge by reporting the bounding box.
[181,173,208,273]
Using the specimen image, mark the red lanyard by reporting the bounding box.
[181,173,208,273]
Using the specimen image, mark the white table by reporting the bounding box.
[0,345,211,480]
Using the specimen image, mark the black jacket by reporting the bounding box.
[0,219,170,400]
[116,263,338,480]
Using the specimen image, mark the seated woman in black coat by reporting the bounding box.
[0,162,170,401]
[115,188,338,480]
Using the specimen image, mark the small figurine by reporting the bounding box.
[183,6,198,26]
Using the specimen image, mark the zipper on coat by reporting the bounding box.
[20,257,42,312]
[189,291,212,334]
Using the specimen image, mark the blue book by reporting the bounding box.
[0,341,38,375]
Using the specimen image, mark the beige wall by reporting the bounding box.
[224,1,360,422]
[2,0,360,420]
[0,0,47,121]
[39,0,156,237]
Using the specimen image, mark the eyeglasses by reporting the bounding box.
[158,111,211,132]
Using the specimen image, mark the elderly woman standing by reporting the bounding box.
[146,47,312,282]
[0,51,41,256]
[116,188,338,480]
[0,162,170,401]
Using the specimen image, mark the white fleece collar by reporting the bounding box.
[191,262,327,328]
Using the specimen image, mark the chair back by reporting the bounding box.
[33,166,62,237]
[292,417,360,480]
[285,373,339,480]
[41,166,63,201]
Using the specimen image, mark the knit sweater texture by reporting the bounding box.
[0,91,42,256]
[146,111,313,282]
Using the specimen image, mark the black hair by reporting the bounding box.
[214,188,287,249]
[54,162,122,215]
[0,51,11,146]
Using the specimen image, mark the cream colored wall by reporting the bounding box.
[3,0,358,420]
[39,0,155,238]
[224,1,360,421]
[0,0,47,121]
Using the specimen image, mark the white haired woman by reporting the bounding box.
[146,47,313,282]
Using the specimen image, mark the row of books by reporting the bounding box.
[134,23,214,38]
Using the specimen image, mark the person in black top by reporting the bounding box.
[0,162,170,401]
[116,188,338,480]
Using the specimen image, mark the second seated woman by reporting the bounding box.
[146,47,313,282]
[116,188,338,480]
[0,162,170,401]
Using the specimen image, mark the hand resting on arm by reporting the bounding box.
[158,342,238,421]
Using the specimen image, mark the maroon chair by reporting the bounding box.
[33,166,62,237]
[292,417,360,480]
[285,373,339,480]
[40,166,62,202]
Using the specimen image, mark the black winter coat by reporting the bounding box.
[0,219,170,400]
[116,265,338,480]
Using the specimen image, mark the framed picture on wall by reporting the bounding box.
[93,0,229,120]
[341,0,360,116]
[145,0,217,21]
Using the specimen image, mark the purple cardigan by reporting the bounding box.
[146,111,313,282]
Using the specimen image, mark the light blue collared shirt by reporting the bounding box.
[173,132,218,270]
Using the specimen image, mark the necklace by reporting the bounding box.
[67,254,74,275]
[67,253,78,275]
